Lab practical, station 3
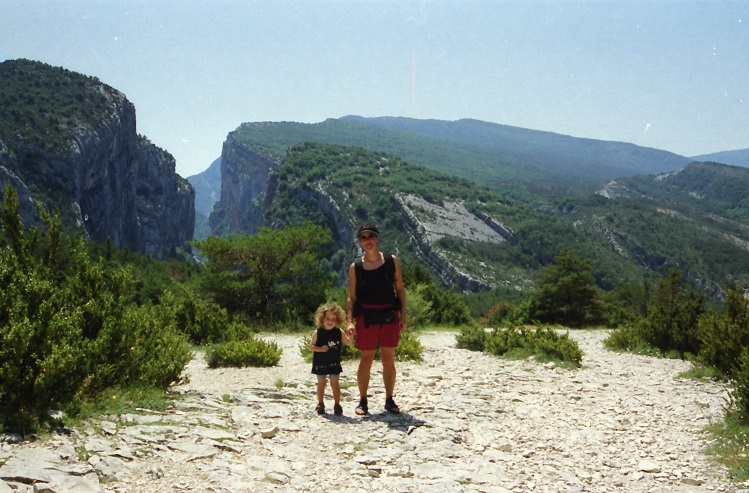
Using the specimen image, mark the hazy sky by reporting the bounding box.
[2,1,747,177]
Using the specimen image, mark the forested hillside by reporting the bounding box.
[213,128,749,300]
[610,161,749,222]
[214,140,749,297]
[226,117,691,204]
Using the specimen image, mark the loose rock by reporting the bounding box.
[0,331,744,492]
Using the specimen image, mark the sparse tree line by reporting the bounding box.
[3,183,749,439]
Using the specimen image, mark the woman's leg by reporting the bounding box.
[380,346,396,399]
[357,349,376,400]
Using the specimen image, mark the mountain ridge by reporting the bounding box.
[208,120,749,298]
[690,149,749,168]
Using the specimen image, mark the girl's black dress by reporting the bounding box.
[311,327,344,376]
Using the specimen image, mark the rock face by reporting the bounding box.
[0,60,193,259]
[209,130,277,237]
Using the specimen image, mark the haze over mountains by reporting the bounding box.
[691,149,749,168]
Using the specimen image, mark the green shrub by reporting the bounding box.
[730,348,749,423]
[485,326,524,356]
[405,284,433,328]
[205,338,282,368]
[395,330,424,362]
[698,285,749,377]
[639,269,704,356]
[479,326,583,367]
[165,289,231,345]
[604,324,651,353]
[109,303,192,389]
[530,326,584,365]
[0,186,193,433]
[456,324,488,351]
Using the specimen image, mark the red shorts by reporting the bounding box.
[355,304,401,351]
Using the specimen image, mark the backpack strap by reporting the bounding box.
[384,253,395,281]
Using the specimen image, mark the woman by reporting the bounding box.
[346,223,407,415]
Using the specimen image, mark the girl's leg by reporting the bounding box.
[330,377,341,404]
[316,377,327,405]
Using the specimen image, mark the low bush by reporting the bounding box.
[698,286,749,377]
[395,330,424,362]
[166,289,230,345]
[730,348,749,423]
[529,326,584,365]
[0,186,193,433]
[455,324,488,351]
[458,323,583,367]
[603,324,652,354]
[205,338,282,368]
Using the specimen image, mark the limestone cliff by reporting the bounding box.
[209,126,278,236]
[0,59,193,259]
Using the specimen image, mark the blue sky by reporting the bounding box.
[2,0,747,177]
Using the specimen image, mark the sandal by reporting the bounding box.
[315,403,325,415]
[334,403,343,415]
[385,397,400,414]
[355,398,368,416]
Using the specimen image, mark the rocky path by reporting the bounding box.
[0,330,743,493]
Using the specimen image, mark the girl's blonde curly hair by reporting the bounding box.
[314,302,346,328]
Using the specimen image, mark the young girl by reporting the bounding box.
[310,302,353,415]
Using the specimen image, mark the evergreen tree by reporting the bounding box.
[533,249,601,327]
[640,268,704,355]
[191,222,334,323]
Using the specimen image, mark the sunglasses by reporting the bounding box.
[359,234,377,241]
